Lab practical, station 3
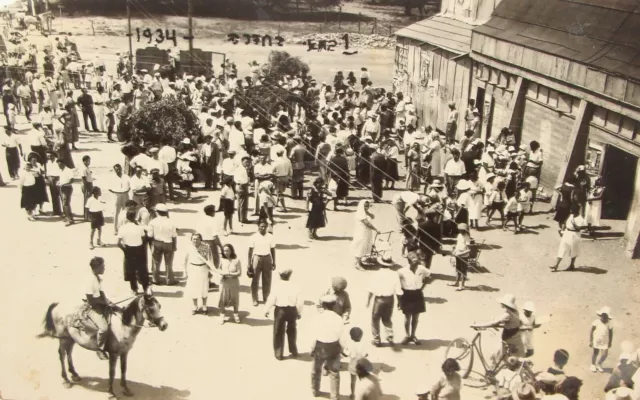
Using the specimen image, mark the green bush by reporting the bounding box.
[118,97,200,146]
[260,50,310,81]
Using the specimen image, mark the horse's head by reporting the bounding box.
[140,295,168,331]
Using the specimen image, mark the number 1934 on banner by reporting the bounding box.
[135,28,183,47]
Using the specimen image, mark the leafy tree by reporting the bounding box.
[118,97,200,146]
[260,50,310,82]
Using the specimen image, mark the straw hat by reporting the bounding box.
[430,179,444,188]
[456,179,471,191]
[377,254,394,267]
[457,223,469,232]
[486,173,497,181]
[609,387,635,400]
[597,306,612,318]
[536,371,559,384]
[498,294,517,310]
[522,301,535,312]
[155,203,168,212]
[512,383,536,400]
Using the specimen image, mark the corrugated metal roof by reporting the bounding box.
[474,0,640,79]
[394,15,473,54]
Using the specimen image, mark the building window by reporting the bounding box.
[526,82,577,115]
[591,106,640,141]
[395,46,408,72]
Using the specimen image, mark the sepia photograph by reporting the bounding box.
[0,0,638,399]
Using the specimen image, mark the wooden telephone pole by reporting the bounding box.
[126,0,133,75]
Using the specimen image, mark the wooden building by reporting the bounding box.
[470,0,640,258]
[393,0,503,136]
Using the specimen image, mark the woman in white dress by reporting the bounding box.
[426,131,443,181]
[351,200,380,270]
[468,172,485,228]
[585,177,605,236]
[185,232,214,315]
[551,205,587,272]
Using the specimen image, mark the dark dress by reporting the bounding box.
[358,144,373,185]
[554,184,574,224]
[306,187,326,229]
[329,154,350,198]
[370,152,386,201]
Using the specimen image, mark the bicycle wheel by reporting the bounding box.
[445,338,474,378]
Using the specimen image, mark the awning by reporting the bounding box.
[394,15,473,55]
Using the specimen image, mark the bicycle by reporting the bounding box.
[444,327,536,388]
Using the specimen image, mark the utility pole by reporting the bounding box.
[187,0,194,75]
[126,0,133,75]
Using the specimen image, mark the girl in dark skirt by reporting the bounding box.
[554,182,575,231]
[219,176,236,236]
[85,186,105,249]
[306,177,331,239]
[399,251,430,345]
[29,154,49,215]
[19,162,39,221]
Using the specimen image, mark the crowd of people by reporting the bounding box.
[0,30,634,400]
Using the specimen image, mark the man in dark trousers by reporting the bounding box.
[417,210,442,269]
[369,144,386,203]
[77,88,98,132]
[200,135,219,190]
[264,268,302,360]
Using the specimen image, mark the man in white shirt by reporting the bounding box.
[147,203,177,285]
[248,219,276,306]
[367,261,403,346]
[129,166,150,207]
[109,164,131,234]
[221,150,237,183]
[117,209,149,295]
[392,191,428,224]
[45,151,62,216]
[28,122,48,162]
[253,154,273,215]
[361,112,381,142]
[443,149,466,194]
[234,156,251,223]
[272,150,292,211]
[264,268,302,360]
[57,158,75,226]
[311,295,344,399]
[158,139,177,200]
[200,135,219,190]
[228,120,246,154]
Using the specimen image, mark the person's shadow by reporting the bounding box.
[74,376,190,400]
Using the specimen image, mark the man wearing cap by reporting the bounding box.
[366,258,403,346]
[446,102,459,144]
[264,268,302,360]
[311,295,344,399]
[147,203,177,285]
[248,219,276,306]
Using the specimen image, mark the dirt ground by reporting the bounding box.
[1,19,639,400]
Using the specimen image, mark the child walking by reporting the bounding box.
[517,182,532,229]
[521,301,540,357]
[503,192,520,234]
[486,180,506,226]
[219,176,235,236]
[400,217,418,257]
[590,306,613,372]
[342,327,369,399]
[85,186,105,249]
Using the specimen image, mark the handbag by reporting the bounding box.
[247,266,254,278]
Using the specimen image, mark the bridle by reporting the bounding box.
[115,295,164,329]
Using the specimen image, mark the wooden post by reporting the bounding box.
[551,99,589,205]
[188,0,193,75]
[126,0,133,75]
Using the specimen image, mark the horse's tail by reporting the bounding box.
[36,302,59,339]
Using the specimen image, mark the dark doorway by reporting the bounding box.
[475,87,485,137]
[601,145,637,220]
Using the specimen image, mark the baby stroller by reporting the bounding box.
[362,231,394,267]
